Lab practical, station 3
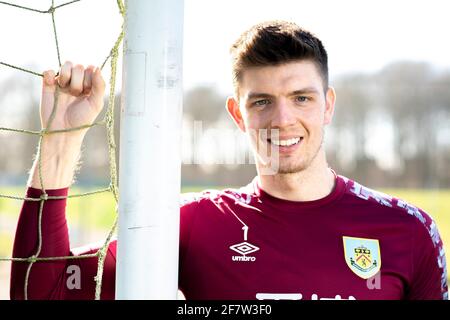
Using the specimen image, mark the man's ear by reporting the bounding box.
[324,86,336,125]
[226,96,246,132]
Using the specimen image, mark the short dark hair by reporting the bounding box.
[230,20,329,96]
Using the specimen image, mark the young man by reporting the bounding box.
[10,21,448,300]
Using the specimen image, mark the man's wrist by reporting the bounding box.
[29,135,84,189]
[40,132,85,153]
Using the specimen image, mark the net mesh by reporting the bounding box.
[0,0,125,300]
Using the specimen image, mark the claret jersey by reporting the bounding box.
[10,173,448,300]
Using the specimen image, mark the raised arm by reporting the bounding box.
[10,62,116,300]
[30,62,105,189]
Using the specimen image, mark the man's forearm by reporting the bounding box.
[28,135,84,189]
[10,186,71,299]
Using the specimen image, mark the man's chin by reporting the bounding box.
[258,160,307,176]
[276,165,307,175]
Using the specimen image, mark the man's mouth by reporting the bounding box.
[268,137,302,147]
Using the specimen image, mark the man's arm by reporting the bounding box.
[407,212,448,300]
[10,188,117,299]
[29,62,105,189]
[10,62,113,299]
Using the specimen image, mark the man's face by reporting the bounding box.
[227,60,335,174]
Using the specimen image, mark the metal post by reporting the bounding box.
[116,0,184,299]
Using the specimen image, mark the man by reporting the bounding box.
[10,21,448,300]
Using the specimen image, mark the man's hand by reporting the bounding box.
[29,61,106,189]
[41,61,105,136]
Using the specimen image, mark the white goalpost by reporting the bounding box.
[116,0,184,299]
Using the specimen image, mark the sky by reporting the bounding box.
[0,0,450,94]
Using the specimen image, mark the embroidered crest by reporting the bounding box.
[343,236,381,279]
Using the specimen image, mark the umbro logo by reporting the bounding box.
[230,241,259,262]
[230,241,260,255]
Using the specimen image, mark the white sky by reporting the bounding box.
[1,0,450,94]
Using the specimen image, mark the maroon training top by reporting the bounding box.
[10,174,448,300]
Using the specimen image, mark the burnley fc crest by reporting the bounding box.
[343,236,381,279]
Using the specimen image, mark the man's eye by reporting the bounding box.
[296,96,309,103]
[254,99,270,106]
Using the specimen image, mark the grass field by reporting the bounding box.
[0,186,449,299]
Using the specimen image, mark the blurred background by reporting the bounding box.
[0,0,449,299]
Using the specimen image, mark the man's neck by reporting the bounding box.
[257,152,335,202]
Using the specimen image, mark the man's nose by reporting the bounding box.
[271,100,297,128]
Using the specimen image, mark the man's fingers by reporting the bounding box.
[82,66,94,95]
[68,64,85,96]
[57,61,72,88]
[88,67,106,107]
[42,70,56,93]
[50,61,105,106]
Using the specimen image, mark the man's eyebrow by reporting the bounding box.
[246,92,274,100]
[246,87,320,100]
[289,87,320,95]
